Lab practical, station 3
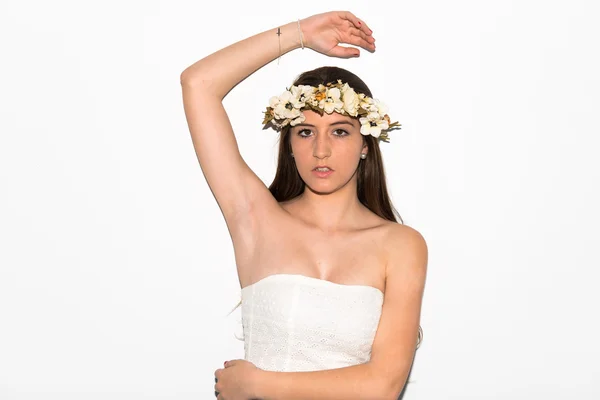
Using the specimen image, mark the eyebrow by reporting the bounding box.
[294,121,355,128]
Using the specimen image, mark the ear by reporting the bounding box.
[362,141,369,155]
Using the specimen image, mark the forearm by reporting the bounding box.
[180,21,302,98]
[254,362,390,400]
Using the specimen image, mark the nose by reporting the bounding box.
[312,132,332,159]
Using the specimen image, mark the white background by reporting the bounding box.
[1,0,599,399]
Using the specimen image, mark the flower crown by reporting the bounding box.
[262,80,401,142]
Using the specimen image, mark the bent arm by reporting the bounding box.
[254,362,389,400]
[251,227,427,400]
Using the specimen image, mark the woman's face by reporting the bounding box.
[289,110,368,195]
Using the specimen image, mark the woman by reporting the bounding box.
[180,10,428,400]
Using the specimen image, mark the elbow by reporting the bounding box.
[180,66,207,87]
[373,375,409,400]
[179,70,189,85]
[374,386,397,400]
[379,387,403,400]
[180,70,220,98]
[180,69,198,86]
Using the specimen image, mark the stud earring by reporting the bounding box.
[360,153,367,159]
[291,153,294,158]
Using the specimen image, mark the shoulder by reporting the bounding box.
[382,223,428,280]
[385,223,427,251]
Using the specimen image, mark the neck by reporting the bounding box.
[293,179,364,232]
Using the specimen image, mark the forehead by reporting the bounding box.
[301,110,358,126]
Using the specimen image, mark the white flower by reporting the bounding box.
[360,116,389,138]
[290,107,303,119]
[265,82,397,141]
[272,104,289,120]
[359,96,374,112]
[290,113,306,126]
[272,91,303,120]
[269,96,281,109]
[290,85,314,109]
[372,99,389,116]
[366,111,381,121]
[319,87,344,114]
[271,91,289,117]
[341,84,359,116]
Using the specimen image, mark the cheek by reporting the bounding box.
[336,142,363,163]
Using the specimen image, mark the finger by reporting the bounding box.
[341,33,375,53]
[342,11,362,30]
[329,45,361,59]
[358,19,373,36]
[343,11,373,37]
[348,27,375,45]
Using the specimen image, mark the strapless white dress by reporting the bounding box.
[241,273,384,372]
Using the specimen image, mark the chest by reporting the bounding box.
[246,216,388,288]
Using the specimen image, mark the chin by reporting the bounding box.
[301,168,356,195]
[304,179,342,195]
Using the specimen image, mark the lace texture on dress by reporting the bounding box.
[240,274,384,372]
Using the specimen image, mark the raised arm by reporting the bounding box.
[180,21,300,247]
[180,12,375,250]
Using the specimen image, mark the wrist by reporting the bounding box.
[251,368,271,399]
[278,21,304,53]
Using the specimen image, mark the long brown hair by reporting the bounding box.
[268,66,403,224]
[232,66,423,349]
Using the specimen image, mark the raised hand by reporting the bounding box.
[300,11,376,58]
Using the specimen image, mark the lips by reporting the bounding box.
[312,167,334,178]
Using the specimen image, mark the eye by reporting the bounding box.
[297,128,312,138]
[333,129,349,137]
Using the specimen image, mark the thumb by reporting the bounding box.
[329,45,360,59]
